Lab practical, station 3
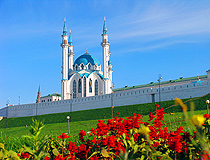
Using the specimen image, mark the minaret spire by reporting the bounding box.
[68,30,73,46]
[101,17,112,94]
[103,17,107,34]
[63,18,68,35]
[61,18,69,100]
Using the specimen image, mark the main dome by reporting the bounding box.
[74,53,100,66]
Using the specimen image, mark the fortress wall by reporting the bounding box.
[0,107,7,117]
[2,81,210,118]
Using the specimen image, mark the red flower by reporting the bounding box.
[204,114,210,120]
[57,133,70,140]
[149,112,155,121]
[118,112,120,115]
[79,130,86,143]
[152,142,159,147]
[44,156,51,160]
[155,103,160,108]
[21,152,30,159]
[90,156,99,160]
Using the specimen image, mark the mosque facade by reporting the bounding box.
[61,18,113,100]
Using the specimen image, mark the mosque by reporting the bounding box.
[60,18,113,100]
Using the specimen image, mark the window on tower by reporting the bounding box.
[75,65,78,71]
[88,64,91,70]
[89,79,92,93]
[78,79,81,93]
[73,80,76,98]
[95,80,98,95]
[84,77,86,97]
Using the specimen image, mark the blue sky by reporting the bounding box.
[1,0,210,108]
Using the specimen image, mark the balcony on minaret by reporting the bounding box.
[63,40,67,44]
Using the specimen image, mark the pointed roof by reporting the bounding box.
[68,30,73,45]
[38,84,40,92]
[63,18,68,35]
[103,17,107,34]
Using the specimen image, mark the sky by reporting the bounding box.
[0,0,210,108]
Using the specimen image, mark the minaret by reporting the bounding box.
[61,18,69,100]
[108,60,113,82]
[36,84,41,103]
[101,17,111,94]
[68,30,74,70]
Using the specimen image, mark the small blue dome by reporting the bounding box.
[74,53,100,66]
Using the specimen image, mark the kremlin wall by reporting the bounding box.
[0,73,209,118]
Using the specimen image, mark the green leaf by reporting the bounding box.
[133,145,139,153]
[0,143,5,150]
[52,148,59,156]
[140,154,145,160]
[87,151,99,160]
[101,148,109,158]
[8,150,20,158]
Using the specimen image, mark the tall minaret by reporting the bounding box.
[108,60,113,83]
[101,17,111,94]
[36,84,41,103]
[68,30,74,71]
[61,18,69,100]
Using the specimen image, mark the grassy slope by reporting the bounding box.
[1,93,210,128]
[0,109,207,139]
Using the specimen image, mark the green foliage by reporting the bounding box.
[0,136,32,152]
[0,143,20,160]
[23,119,46,151]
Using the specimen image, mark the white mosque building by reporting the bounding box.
[61,18,113,100]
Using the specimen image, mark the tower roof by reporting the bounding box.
[68,30,73,45]
[74,53,100,66]
[63,18,68,35]
[38,84,40,92]
[103,17,107,34]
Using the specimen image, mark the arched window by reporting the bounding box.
[78,79,81,93]
[95,80,98,95]
[75,65,78,71]
[88,64,91,70]
[89,79,92,93]
[81,64,84,70]
[73,80,76,98]
[84,77,86,97]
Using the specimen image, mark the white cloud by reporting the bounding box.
[109,2,210,43]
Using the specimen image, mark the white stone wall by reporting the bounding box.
[0,80,210,118]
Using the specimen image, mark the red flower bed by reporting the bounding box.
[14,107,210,159]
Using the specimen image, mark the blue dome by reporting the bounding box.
[74,53,100,66]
